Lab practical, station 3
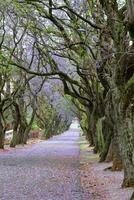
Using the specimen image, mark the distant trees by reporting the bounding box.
[0,1,73,148]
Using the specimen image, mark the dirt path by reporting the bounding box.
[80,137,134,200]
[0,128,82,200]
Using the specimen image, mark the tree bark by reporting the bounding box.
[112,135,123,171]
[10,103,21,148]
[100,131,112,162]
[22,109,36,144]
[0,109,5,149]
[17,119,27,145]
[105,138,114,162]
[113,96,134,187]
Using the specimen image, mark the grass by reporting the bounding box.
[80,136,99,162]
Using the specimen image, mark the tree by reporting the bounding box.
[0,0,134,188]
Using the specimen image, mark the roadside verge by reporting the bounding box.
[79,136,133,200]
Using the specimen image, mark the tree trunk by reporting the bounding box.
[10,103,21,148]
[87,129,94,146]
[17,120,27,145]
[119,118,134,186]
[22,109,36,144]
[121,125,134,187]
[0,111,5,149]
[100,132,112,162]
[105,138,114,162]
[0,126,5,149]
[93,125,98,154]
[10,130,18,148]
[112,135,123,171]
[22,126,31,144]
[86,109,95,146]
[113,97,134,187]
[130,192,134,200]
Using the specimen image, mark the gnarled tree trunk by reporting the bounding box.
[113,94,134,187]
[0,108,5,149]
[10,103,21,148]
[112,134,123,171]
[22,109,36,144]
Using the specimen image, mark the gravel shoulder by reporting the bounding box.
[80,136,134,200]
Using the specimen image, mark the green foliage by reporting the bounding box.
[42,130,51,139]
[125,76,134,92]
[31,121,39,130]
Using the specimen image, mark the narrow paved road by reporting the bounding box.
[0,123,82,200]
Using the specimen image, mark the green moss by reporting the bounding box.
[31,122,39,130]
[125,76,134,92]
[96,117,105,152]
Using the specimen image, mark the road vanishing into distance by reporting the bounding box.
[0,121,82,200]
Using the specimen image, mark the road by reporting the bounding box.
[0,122,82,200]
